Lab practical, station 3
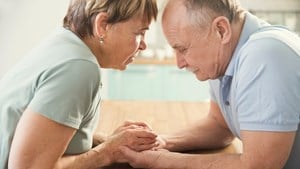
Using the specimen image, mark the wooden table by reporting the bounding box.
[96,100,243,169]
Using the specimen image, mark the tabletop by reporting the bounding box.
[96,100,243,169]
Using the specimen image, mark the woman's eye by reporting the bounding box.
[137,31,146,36]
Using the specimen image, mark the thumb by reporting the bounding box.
[119,146,137,161]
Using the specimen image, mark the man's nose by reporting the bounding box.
[176,54,187,69]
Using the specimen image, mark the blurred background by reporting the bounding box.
[0,0,299,101]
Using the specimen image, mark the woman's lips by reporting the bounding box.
[125,56,135,65]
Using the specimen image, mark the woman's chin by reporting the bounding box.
[119,66,127,71]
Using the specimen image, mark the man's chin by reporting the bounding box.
[195,74,210,81]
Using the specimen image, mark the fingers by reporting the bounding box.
[125,129,157,144]
[120,129,158,151]
[120,128,157,140]
[119,146,161,169]
[132,142,158,152]
[113,121,154,135]
[122,121,153,130]
[121,124,148,131]
[134,129,157,139]
[119,146,137,161]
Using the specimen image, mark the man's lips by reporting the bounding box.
[185,67,198,73]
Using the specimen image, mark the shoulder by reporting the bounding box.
[39,59,101,87]
[236,27,300,72]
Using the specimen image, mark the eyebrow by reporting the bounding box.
[140,26,149,31]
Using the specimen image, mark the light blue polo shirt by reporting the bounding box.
[209,12,300,168]
[0,27,102,169]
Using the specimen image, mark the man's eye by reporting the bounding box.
[178,48,187,53]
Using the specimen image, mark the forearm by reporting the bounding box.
[155,152,242,169]
[55,143,111,169]
[164,118,234,152]
[156,131,293,169]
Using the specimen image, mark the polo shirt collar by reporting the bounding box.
[224,12,270,77]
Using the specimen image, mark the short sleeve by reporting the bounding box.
[28,60,100,129]
[236,38,300,132]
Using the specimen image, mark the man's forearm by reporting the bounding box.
[164,118,234,152]
[55,143,111,169]
[155,152,242,169]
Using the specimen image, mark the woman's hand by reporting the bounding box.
[92,132,107,147]
[103,121,158,163]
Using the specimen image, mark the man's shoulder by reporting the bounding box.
[248,26,300,53]
[238,26,300,62]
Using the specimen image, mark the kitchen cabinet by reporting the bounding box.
[104,64,209,101]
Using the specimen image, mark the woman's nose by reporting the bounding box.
[138,40,147,50]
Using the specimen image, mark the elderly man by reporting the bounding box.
[120,0,300,169]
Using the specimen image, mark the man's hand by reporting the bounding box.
[153,135,167,150]
[119,146,167,168]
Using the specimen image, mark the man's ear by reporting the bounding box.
[212,16,232,44]
[94,12,108,38]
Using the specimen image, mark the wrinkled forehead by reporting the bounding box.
[162,1,189,37]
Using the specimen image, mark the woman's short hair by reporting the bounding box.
[63,0,158,38]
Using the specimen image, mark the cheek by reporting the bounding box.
[125,37,140,53]
[115,38,140,64]
[186,49,203,66]
[186,47,215,71]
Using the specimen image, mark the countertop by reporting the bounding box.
[97,100,243,169]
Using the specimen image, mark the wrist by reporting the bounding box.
[93,133,107,147]
[161,135,178,151]
[93,142,113,166]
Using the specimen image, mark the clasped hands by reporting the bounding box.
[93,120,167,168]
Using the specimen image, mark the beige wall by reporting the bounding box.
[240,0,300,11]
[0,0,69,77]
[0,0,299,78]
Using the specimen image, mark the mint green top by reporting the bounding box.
[0,27,102,169]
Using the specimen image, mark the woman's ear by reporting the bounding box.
[212,16,232,44]
[94,12,108,38]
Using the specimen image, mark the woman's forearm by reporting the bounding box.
[54,143,112,169]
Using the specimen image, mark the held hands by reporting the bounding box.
[119,146,168,169]
[118,134,169,169]
[103,121,158,163]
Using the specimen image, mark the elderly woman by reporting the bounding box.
[0,0,158,168]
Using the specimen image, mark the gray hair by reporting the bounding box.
[183,0,244,28]
[63,0,158,38]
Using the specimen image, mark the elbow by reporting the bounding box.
[223,134,235,147]
[215,133,235,149]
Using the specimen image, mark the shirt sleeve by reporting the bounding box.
[28,59,100,129]
[235,38,300,132]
